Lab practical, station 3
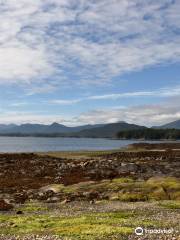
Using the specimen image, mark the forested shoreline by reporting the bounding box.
[117,128,180,140]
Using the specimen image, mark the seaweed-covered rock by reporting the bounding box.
[0,199,14,211]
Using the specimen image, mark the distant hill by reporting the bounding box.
[0,122,105,135]
[156,120,180,129]
[72,122,146,138]
[3,124,48,134]
[0,124,17,131]
[44,123,105,134]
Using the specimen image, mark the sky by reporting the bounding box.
[0,0,180,126]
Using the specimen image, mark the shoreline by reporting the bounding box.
[0,134,180,141]
[1,142,180,189]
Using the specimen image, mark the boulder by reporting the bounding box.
[82,190,99,200]
[13,192,28,204]
[16,210,23,215]
[118,163,138,174]
[37,190,55,200]
[0,199,14,211]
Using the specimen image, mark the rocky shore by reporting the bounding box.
[0,143,179,239]
[0,144,180,204]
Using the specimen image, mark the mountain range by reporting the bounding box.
[0,122,105,134]
[156,119,180,129]
[72,122,146,138]
[0,121,144,137]
[0,119,179,138]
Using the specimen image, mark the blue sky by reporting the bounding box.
[0,0,180,126]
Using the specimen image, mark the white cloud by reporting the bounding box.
[50,99,81,105]
[0,43,52,83]
[0,0,180,87]
[0,111,71,125]
[75,102,180,127]
[1,96,180,126]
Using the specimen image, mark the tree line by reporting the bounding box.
[117,128,180,140]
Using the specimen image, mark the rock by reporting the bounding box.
[44,190,55,197]
[90,199,95,204]
[27,189,37,199]
[118,163,138,174]
[16,210,23,215]
[14,192,28,204]
[46,197,59,203]
[82,191,99,200]
[37,189,55,200]
[61,198,71,204]
[0,199,14,211]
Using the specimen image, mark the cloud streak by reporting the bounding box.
[49,85,180,105]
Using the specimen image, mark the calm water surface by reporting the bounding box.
[0,136,162,153]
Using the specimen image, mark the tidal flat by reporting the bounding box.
[0,143,179,240]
